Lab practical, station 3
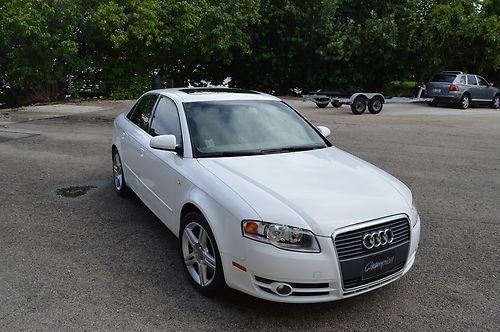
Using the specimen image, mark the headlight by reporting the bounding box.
[242,220,320,253]
[410,203,419,227]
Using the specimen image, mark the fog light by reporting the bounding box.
[274,283,292,296]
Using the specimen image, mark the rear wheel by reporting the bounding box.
[112,149,129,196]
[459,94,470,109]
[180,212,225,295]
[491,94,500,109]
[351,97,367,115]
[368,96,384,114]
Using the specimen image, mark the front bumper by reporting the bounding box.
[221,216,420,303]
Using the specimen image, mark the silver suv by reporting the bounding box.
[426,71,500,109]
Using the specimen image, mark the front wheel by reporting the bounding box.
[316,102,329,108]
[368,96,384,114]
[180,212,225,295]
[491,95,500,109]
[459,94,470,109]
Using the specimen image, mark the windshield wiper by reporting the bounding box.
[260,143,326,154]
[198,150,264,158]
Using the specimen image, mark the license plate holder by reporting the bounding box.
[433,88,441,93]
[362,250,396,280]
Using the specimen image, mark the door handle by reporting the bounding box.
[121,132,126,140]
[139,147,144,157]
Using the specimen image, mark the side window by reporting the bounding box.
[477,76,489,86]
[459,75,466,84]
[467,75,477,85]
[149,97,182,143]
[129,94,158,131]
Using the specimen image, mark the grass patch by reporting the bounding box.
[56,185,96,198]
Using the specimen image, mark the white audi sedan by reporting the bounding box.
[112,88,420,303]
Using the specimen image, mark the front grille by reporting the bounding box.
[334,217,410,261]
[254,276,331,297]
[334,216,411,290]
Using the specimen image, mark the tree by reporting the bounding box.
[0,0,84,104]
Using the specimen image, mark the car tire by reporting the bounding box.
[112,149,130,197]
[351,96,367,115]
[180,212,225,296]
[316,102,329,108]
[491,94,500,109]
[368,96,384,114]
[459,94,470,109]
[331,101,342,108]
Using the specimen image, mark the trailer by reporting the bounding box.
[302,90,385,114]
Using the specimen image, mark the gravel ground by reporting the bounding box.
[0,99,499,331]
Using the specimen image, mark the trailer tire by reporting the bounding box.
[351,96,367,115]
[316,102,329,108]
[331,101,342,108]
[368,96,384,114]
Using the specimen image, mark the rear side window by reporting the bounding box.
[458,75,466,84]
[477,76,489,86]
[149,97,182,143]
[129,94,158,131]
[430,74,457,83]
[467,75,478,85]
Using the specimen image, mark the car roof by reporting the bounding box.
[148,87,281,103]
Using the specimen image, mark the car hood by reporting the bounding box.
[197,147,412,236]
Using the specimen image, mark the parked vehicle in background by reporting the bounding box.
[425,71,500,109]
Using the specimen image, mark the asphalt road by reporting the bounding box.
[0,100,499,331]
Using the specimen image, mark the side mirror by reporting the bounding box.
[489,82,494,87]
[317,125,331,138]
[150,135,181,153]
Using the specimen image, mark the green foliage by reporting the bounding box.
[0,0,498,105]
[110,74,151,100]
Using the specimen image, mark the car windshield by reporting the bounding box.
[183,100,328,157]
[430,74,457,83]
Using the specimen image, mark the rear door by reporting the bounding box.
[123,94,159,196]
[466,75,479,100]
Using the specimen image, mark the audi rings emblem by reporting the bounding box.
[362,229,394,249]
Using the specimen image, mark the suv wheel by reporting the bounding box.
[492,95,500,109]
[459,94,470,109]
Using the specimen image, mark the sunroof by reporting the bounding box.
[179,88,258,94]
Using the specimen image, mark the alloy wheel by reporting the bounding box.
[462,95,470,109]
[113,153,123,191]
[182,222,217,287]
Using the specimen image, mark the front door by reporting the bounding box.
[143,96,184,230]
[476,76,495,100]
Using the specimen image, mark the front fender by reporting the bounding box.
[178,186,260,261]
